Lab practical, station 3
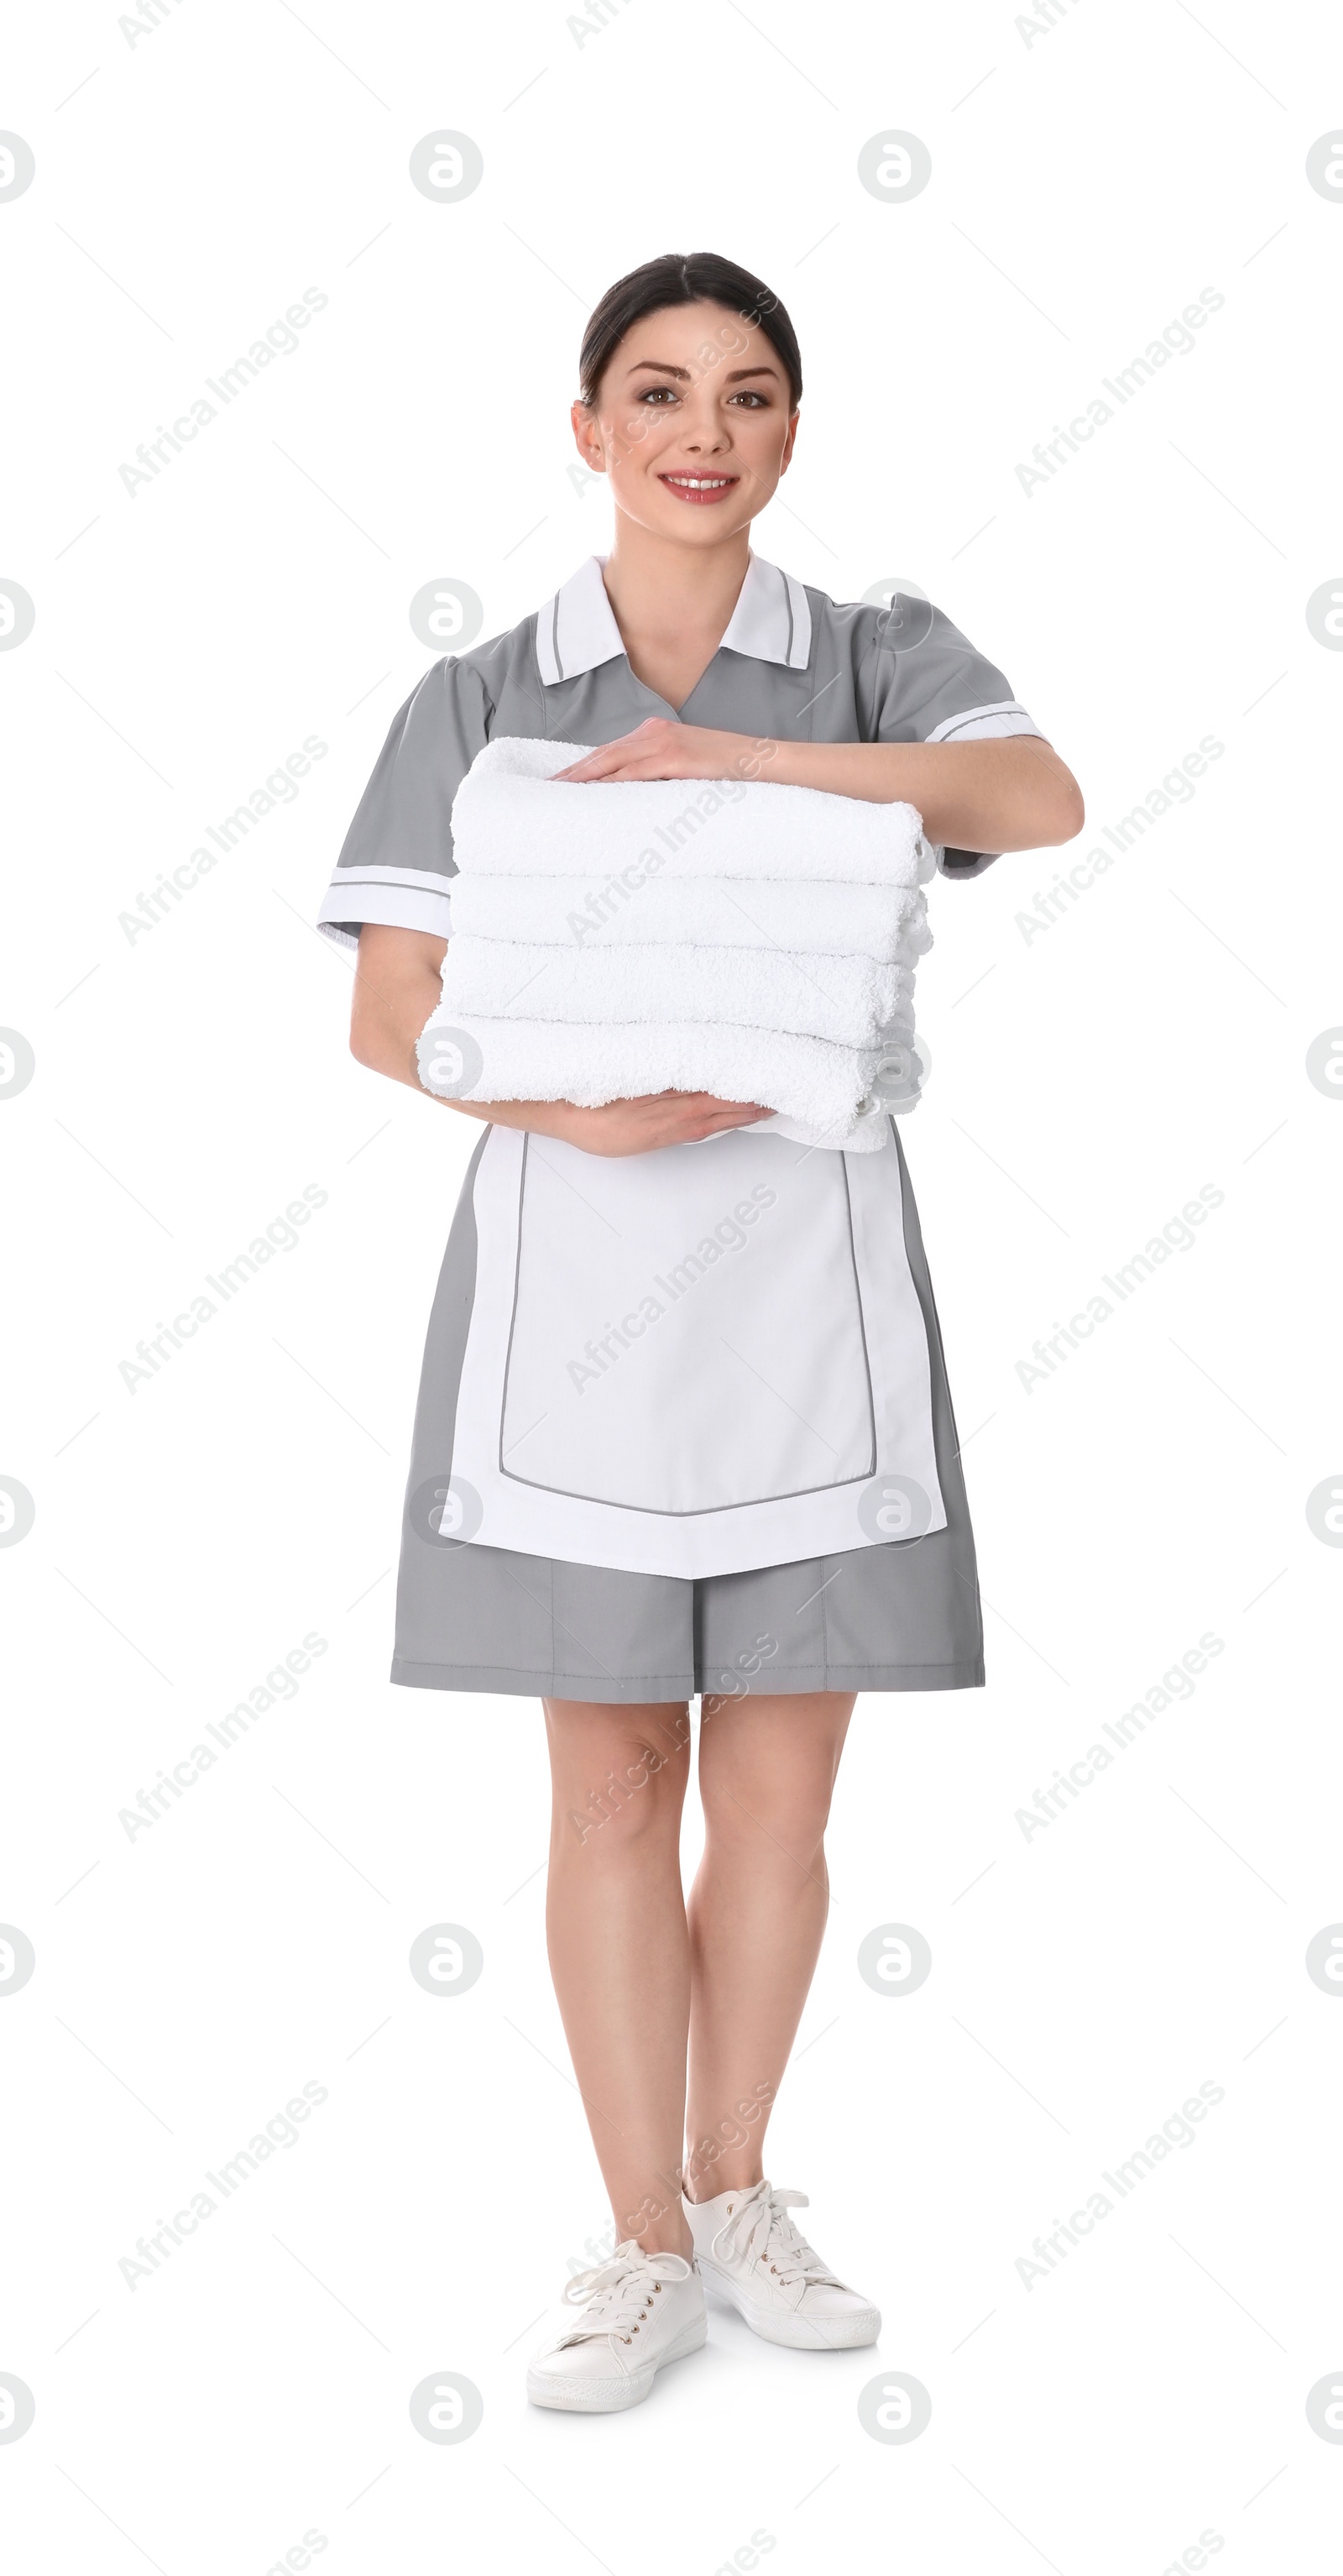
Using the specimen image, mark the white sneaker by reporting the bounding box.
[526,2243,706,2411]
[683,2180,881,2350]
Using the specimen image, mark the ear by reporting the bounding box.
[570,399,608,473]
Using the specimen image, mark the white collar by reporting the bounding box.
[535,550,812,685]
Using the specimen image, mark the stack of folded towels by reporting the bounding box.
[416,736,937,1149]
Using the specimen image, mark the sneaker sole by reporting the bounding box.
[701,2265,881,2349]
[526,2315,708,2412]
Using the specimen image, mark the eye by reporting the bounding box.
[636,385,680,404]
[729,390,769,406]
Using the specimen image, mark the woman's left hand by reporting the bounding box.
[551,719,771,785]
[552,715,1087,848]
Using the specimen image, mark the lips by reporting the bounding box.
[658,473,739,505]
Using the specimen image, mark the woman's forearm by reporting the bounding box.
[349,948,444,1091]
[553,720,1084,851]
[347,925,765,1154]
[349,956,535,1126]
[754,733,1084,849]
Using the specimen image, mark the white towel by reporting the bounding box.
[439,938,913,1050]
[450,735,935,886]
[415,1013,915,1147]
[447,870,933,964]
[425,737,933,1148]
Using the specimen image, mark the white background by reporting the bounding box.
[3,3,1341,2569]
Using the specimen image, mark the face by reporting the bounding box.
[572,300,797,544]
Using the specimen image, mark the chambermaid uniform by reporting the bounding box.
[318,554,1043,1702]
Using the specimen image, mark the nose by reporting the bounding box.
[673,386,730,452]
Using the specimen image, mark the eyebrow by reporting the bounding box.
[623,360,781,383]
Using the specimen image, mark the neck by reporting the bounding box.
[599,516,751,647]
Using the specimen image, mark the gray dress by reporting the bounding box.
[318,552,1044,1701]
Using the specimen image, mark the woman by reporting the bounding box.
[319,251,1083,2412]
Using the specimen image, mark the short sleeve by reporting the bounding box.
[868,598,1044,877]
[316,656,492,949]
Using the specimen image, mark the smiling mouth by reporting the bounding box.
[658,473,739,504]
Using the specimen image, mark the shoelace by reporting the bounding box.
[709,2183,844,2289]
[557,2242,692,2347]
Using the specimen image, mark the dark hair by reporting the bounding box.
[577,251,802,413]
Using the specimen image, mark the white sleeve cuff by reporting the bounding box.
[924,701,1043,745]
[316,866,453,949]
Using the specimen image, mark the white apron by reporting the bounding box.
[447,1123,947,1578]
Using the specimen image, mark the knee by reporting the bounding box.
[700,1757,837,1861]
[549,1709,690,1856]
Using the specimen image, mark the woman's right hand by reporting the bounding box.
[530,1092,774,1155]
[348,928,772,1154]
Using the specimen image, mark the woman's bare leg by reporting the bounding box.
[683,1690,855,2202]
[542,1698,696,2258]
